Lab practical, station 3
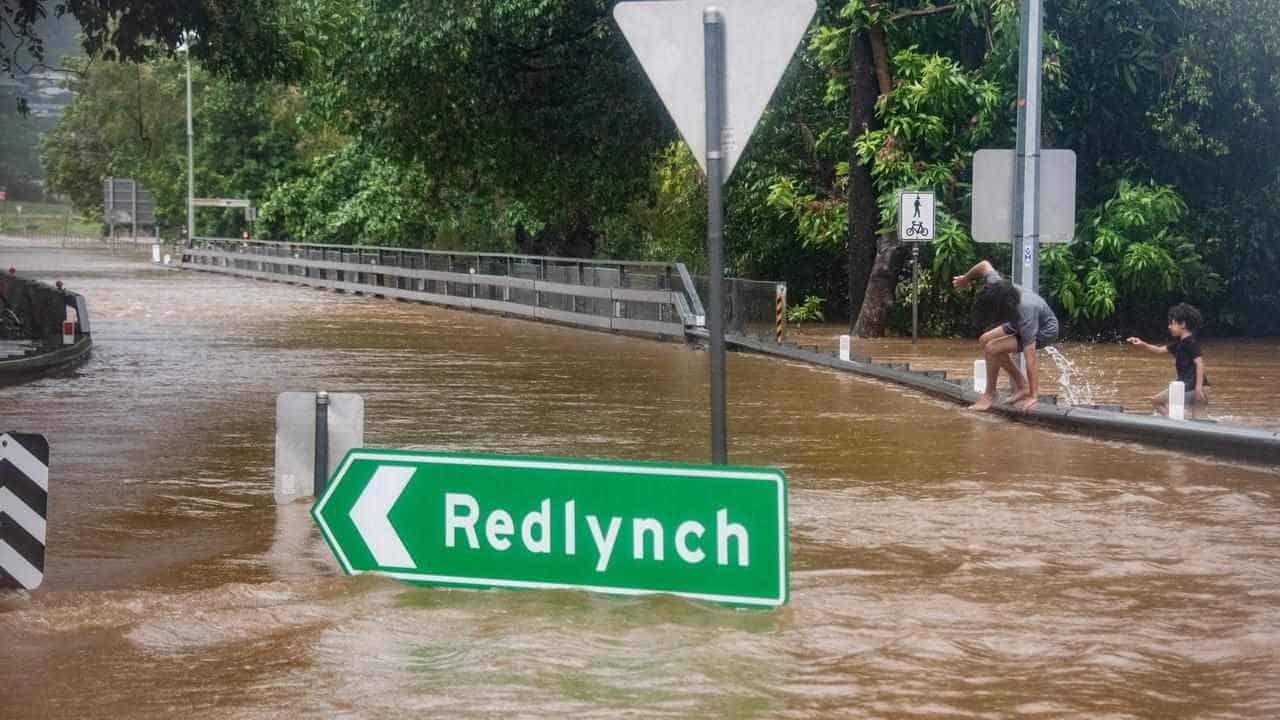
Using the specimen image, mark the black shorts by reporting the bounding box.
[1001,322,1058,352]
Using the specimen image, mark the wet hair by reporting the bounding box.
[1168,302,1202,333]
[973,277,1021,329]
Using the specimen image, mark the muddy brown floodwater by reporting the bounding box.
[2,239,1279,718]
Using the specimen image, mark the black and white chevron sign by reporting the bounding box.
[0,432,48,591]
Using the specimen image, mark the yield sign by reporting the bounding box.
[312,449,789,607]
[614,0,817,179]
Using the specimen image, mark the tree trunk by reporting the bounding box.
[868,25,892,100]
[849,23,901,333]
[846,27,880,331]
[853,233,900,336]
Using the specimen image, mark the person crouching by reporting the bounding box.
[952,260,1061,412]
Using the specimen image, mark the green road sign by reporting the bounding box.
[312,450,788,608]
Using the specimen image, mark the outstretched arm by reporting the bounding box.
[952,260,996,289]
[1126,337,1170,354]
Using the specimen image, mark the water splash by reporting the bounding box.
[1044,346,1097,406]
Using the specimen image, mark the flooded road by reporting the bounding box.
[792,332,1280,432]
[2,239,1279,718]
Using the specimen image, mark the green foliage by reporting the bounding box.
[23,0,1280,336]
[1042,181,1219,323]
[3,0,298,79]
[294,0,667,244]
[39,56,190,226]
[597,142,707,271]
[786,295,826,327]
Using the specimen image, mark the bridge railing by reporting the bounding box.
[182,238,708,339]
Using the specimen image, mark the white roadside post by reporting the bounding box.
[839,334,851,362]
[1168,381,1186,420]
[974,360,988,394]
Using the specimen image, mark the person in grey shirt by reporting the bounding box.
[952,260,1060,411]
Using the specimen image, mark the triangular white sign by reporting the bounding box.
[614,0,816,180]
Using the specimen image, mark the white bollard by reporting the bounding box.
[152,244,161,263]
[163,254,171,265]
[973,359,987,394]
[62,320,75,345]
[1168,381,1186,420]
[839,334,851,362]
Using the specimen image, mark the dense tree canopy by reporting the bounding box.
[2,0,296,77]
[27,0,1280,335]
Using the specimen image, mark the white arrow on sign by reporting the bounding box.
[614,0,816,180]
[349,465,416,569]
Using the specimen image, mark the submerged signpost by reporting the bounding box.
[313,450,788,608]
[615,0,817,464]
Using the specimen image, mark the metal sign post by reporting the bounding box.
[898,192,935,345]
[704,10,728,465]
[615,0,816,465]
[274,392,364,505]
[1013,0,1044,292]
[312,450,789,608]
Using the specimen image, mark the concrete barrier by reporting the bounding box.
[716,332,1280,467]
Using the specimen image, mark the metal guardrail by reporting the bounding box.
[182,238,706,339]
[693,275,786,338]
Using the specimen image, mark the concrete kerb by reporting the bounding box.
[713,331,1280,467]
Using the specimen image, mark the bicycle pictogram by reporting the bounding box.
[905,220,929,238]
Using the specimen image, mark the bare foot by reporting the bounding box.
[1008,387,1031,404]
[1016,396,1039,412]
[969,395,995,411]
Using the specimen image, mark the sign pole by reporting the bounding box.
[911,243,919,345]
[704,8,728,466]
[313,391,329,496]
[1012,0,1043,292]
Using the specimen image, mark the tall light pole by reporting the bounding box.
[182,32,194,243]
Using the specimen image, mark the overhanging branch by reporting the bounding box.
[887,3,960,23]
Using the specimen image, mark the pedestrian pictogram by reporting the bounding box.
[898,191,936,242]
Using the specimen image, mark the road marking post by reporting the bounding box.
[1169,381,1186,420]
[775,284,786,344]
[0,432,49,591]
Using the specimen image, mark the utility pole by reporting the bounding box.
[184,32,195,243]
[1011,0,1043,292]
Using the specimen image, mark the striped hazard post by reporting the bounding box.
[0,432,48,591]
[774,284,786,344]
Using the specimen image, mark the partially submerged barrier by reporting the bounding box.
[720,332,1280,467]
[183,238,707,340]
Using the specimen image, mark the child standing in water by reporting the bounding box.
[1126,303,1210,418]
[952,260,1060,412]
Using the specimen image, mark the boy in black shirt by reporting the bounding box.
[1126,303,1210,418]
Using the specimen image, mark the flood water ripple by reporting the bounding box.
[1,239,1278,718]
